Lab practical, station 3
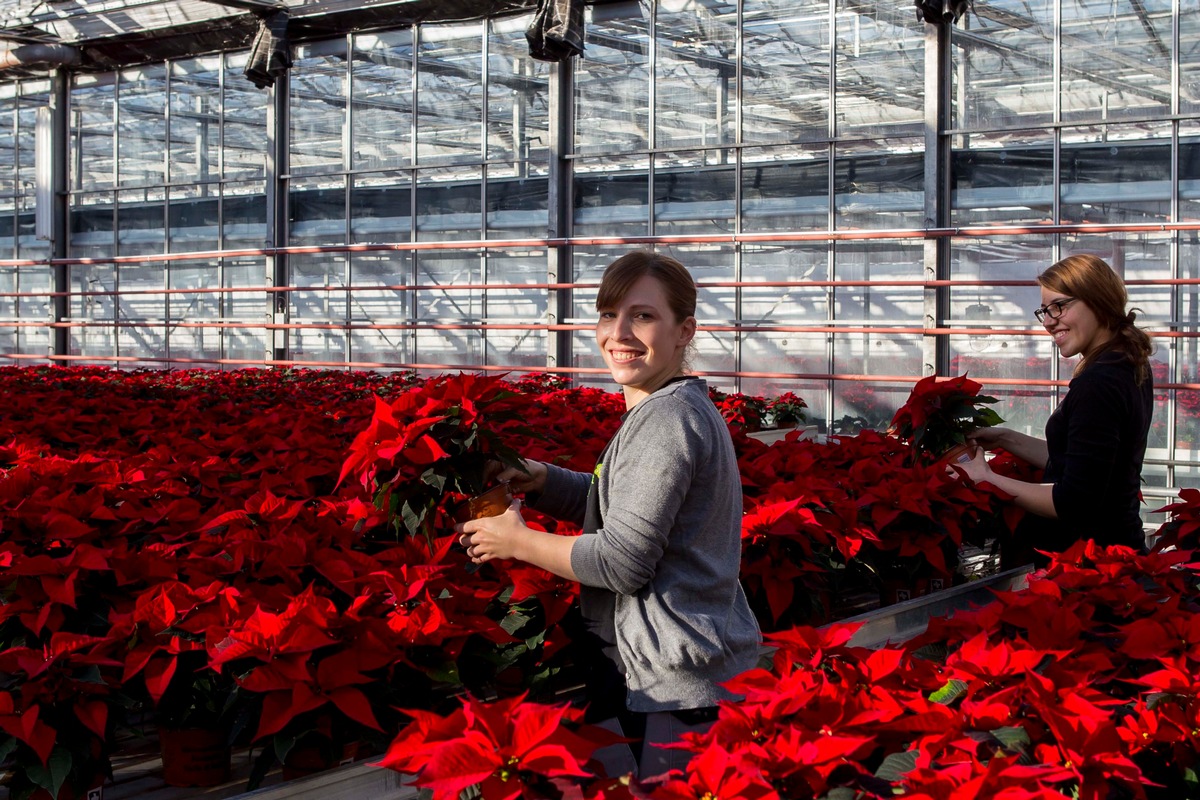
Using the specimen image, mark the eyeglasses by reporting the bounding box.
[1033,297,1078,323]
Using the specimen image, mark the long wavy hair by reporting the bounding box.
[1037,254,1153,384]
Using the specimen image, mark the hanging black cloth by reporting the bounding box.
[525,0,584,62]
[244,8,291,89]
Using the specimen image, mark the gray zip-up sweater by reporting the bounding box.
[533,377,762,712]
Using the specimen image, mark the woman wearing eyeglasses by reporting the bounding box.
[954,254,1154,565]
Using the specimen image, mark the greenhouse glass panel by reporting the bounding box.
[0,96,14,207]
[834,1,923,138]
[15,93,39,198]
[16,194,45,261]
[291,39,349,175]
[169,185,218,253]
[0,268,15,333]
[831,370,910,432]
[223,181,267,249]
[487,15,550,166]
[483,247,547,369]
[0,271,11,317]
[1183,8,1200,117]
[290,174,347,246]
[951,131,1054,226]
[1184,127,1200,221]
[291,249,349,325]
[222,52,267,181]
[653,153,734,236]
[1179,236,1200,456]
[70,191,115,257]
[742,0,830,145]
[291,249,350,364]
[486,166,548,239]
[1059,124,1171,224]
[117,188,165,256]
[741,144,829,232]
[832,239,923,417]
[573,154,650,237]
[352,30,414,172]
[350,250,412,324]
[292,325,347,365]
[834,138,924,229]
[352,326,411,367]
[1060,0,1172,123]
[0,194,12,262]
[118,261,165,325]
[415,166,482,241]
[575,0,650,156]
[415,249,482,367]
[654,0,736,150]
[19,267,49,356]
[168,259,220,336]
[169,57,222,186]
[117,328,166,367]
[352,172,412,244]
[70,74,115,191]
[952,0,1054,130]
[741,242,830,403]
[417,23,483,166]
[117,64,167,187]
[223,256,267,365]
[68,262,115,359]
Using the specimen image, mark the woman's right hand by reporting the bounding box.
[486,458,548,495]
[966,426,1008,451]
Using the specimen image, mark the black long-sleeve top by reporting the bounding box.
[1024,349,1152,556]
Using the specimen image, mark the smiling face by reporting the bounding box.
[596,274,696,409]
[1040,287,1113,359]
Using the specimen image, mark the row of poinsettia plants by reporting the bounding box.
[384,539,1200,800]
[0,364,1190,799]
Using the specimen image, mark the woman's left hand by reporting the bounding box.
[455,500,528,564]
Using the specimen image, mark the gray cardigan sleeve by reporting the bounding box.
[526,462,591,526]
[569,395,698,595]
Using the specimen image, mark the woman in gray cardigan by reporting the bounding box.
[457,250,761,778]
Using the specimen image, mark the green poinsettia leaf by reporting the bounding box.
[0,736,17,764]
[974,407,1005,426]
[820,789,861,800]
[420,469,446,492]
[400,497,427,536]
[929,678,969,705]
[499,610,531,636]
[990,725,1031,754]
[27,745,73,797]
[875,749,919,782]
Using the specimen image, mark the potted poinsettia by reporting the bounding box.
[766,391,808,430]
[0,632,120,800]
[338,373,529,544]
[153,654,243,788]
[888,374,1003,466]
[713,392,769,434]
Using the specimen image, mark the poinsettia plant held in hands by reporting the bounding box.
[889,374,1003,464]
[338,374,530,541]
